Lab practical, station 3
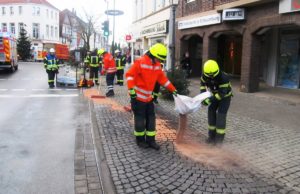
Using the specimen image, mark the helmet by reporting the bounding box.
[149,43,167,61]
[115,49,120,54]
[203,60,219,78]
[98,48,105,55]
[49,48,55,53]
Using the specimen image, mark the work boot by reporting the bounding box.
[146,136,160,150]
[106,90,114,97]
[136,136,149,148]
[215,134,225,145]
[206,130,216,144]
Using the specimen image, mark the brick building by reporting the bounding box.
[176,0,300,92]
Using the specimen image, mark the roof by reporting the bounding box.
[0,0,59,10]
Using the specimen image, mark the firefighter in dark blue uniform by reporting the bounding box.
[200,60,233,144]
[43,48,59,88]
[115,49,126,86]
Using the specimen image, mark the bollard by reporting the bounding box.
[176,114,188,143]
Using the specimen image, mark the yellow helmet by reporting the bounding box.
[98,48,105,55]
[149,43,167,61]
[203,60,219,78]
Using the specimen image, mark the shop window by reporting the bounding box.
[277,30,300,89]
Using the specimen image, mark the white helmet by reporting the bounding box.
[50,48,55,53]
[115,49,121,54]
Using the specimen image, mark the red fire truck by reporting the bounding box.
[0,32,18,72]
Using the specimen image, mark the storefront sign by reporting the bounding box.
[292,0,300,10]
[279,0,300,13]
[222,8,245,21]
[178,13,221,30]
[140,21,168,36]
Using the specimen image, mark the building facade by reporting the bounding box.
[60,9,103,52]
[0,0,60,60]
[176,0,300,92]
[130,0,175,69]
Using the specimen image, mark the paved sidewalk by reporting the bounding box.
[84,76,300,194]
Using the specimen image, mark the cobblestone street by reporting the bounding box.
[76,75,300,194]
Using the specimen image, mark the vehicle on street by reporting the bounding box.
[0,32,18,72]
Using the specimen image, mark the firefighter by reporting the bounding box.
[200,59,233,144]
[87,50,100,86]
[98,48,117,97]
[114,49,126,86]
[126,43,177,150]
[44,48,59,88]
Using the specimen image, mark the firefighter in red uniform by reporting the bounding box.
[126,43,177,150]
[98,49,117,97]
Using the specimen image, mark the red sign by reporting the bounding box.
[125,35,132,41]
[292,0,300,10]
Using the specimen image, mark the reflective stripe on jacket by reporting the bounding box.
[200,71,233,100]
[103,52,117,73]
[44,54,59,71]
[115,55,126,70]
[125,54,176,103]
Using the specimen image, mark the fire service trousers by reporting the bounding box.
[47,70,57,87]
[89,66,99,83]
[106,72,115,92]
[116,69,124,85]
[132,100,156,140]
[208,97,231,135]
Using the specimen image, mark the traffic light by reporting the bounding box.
[102,20,109,37]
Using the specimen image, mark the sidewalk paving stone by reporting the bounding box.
[82,76,300,193]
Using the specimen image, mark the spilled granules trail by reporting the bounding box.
[83,89,126,112]
[84,88,243,170]
[175,141,243,170]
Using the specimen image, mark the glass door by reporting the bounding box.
[277,30,300,89]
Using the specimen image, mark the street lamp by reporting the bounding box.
[169,0,178,74]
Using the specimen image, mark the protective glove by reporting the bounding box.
[202,98,211,106]
[172,90,178,97]
[128,88,137,99]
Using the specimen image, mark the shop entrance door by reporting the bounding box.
[218,35,242,76]
[277,29,300,89]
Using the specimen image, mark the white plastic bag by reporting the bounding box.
[174,92,211,114]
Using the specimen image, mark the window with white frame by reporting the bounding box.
[19,6,22,15]
[46,9,49,18]
[51,26,53,37]
[51,11,53,19]
[2,7,6,15]
[10,23,15,34]
[33,7,35,15]
[55,27,58,38]
[153,0,156,12]
[10,6,14,15]
[18,23,24,33]
[32,23,40,39]
[2,23,7,32]
[36,7,40,15]
[46,25,49,37]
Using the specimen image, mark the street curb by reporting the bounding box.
[89,100,117,194]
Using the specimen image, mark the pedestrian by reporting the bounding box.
[200,59,233,144]
[126,43,177,150]
[98,48,117,97]
[180,51,192,78]
[114,49,126,86]
[44,48,59,88]
[87,50,100,86]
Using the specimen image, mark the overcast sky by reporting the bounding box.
[47,0,133,44]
